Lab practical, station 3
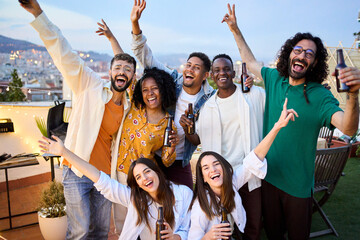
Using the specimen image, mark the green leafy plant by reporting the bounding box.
[37,181,66,218]
[35,116,48,137]
[34,104,70,137]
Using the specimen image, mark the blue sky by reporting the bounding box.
[0,0,359,65]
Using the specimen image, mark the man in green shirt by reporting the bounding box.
[222,3,360,240]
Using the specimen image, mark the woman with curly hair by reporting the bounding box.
[96,19,180,235]
[39,137,192,240]
[96,20,178,176]
[116,67,178,175]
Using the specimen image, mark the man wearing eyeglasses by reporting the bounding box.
[223,3,360,240]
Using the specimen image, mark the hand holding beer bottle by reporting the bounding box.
[203,207,232,240]
[156,207,165,240]
[335,49,349,92]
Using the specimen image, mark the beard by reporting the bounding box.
[288,58,314,80]
[111,75,132,92]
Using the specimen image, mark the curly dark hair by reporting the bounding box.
[110,53,136,72]
[188,52,211,72]
[276,32,328,103]
[132,67,176,110]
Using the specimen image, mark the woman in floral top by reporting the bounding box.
[117,67,178,174]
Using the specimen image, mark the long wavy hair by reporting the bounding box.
[276,32,328,103]
[190,151,235,220]
[127,158,175,230]
[132,67,176,111]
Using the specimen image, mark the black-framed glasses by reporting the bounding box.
[292,46,316,59]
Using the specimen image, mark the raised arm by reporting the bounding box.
[233,98,298,189]
[330,67,360,136]
[96,19,124,55]
[222,3,263,80]
[19,0,42,17]
[254,98,298,160]
[130,0,176,76]
[20,0,99,95]
[131,0,146,35]
[39,136,101,182]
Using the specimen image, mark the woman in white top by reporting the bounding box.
[39,137,192,240]
[189,99,297,240]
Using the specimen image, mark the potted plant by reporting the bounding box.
[37,180,67,240]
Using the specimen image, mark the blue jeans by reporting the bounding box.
[62,166,111,240]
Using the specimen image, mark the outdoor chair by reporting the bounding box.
[318,126,334,148]
[310,144,351,238]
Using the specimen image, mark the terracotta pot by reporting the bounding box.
[38,213,67,240]
[330,139,360,157]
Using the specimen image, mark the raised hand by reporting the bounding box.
[222,3,238,33]
[332,67,360,93]
[274,98,298,129]
[96,19,114,40]
[38,136,65,156]
[130,0,147,23]
[19,0,43,17]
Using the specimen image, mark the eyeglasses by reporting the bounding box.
[292,46,316,59]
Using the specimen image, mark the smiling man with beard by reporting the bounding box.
[20,1,136,239]
[223,3,360,240]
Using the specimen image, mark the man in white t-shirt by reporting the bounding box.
[185,54,265,240]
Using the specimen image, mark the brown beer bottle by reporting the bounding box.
[163,115,173,147]
[220,207,231,239]
[335,49,349,92]
[155,206,165,240]
[187,103,195,135]
[241,63,250,93]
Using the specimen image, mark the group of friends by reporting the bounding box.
[20,0,360,239]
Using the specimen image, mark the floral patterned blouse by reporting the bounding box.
[117,98,176,174]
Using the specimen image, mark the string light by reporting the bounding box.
[6,86,9,91]
[28,89,31,93]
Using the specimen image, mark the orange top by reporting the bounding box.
[63,100,124,174]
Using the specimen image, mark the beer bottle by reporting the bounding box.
[156,206,165,240]
[163,115,173,147]
[241,62,250,93]
[220,207,230,224]
[220,207,231,239]
[335,49,349,92]
[187,103,195,135]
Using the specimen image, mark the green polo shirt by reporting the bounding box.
[261,67,342,198]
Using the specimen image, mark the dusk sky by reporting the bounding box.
[0,0,359,65]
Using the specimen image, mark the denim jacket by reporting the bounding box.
[132,33,215,166]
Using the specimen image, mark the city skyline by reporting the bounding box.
[0,0,359,65]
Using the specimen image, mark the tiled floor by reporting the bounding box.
[0,182,118,240]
